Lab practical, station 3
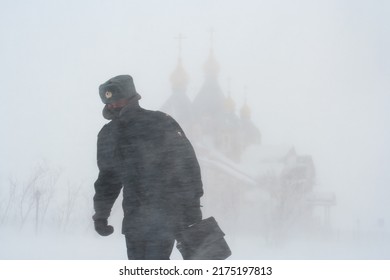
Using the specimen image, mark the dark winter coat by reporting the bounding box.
[93,104,203,241]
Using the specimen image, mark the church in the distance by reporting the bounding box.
[161,37,336,244]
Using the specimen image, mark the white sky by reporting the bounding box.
[1,0,390,230]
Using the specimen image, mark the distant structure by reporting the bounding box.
[163,35,261,163]
[161,34,336,242]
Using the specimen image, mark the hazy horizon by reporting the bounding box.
[1,0,390,259]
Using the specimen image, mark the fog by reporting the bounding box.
[1,0,390,259]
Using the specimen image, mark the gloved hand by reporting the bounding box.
[94,219,114,236]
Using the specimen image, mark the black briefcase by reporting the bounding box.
[176,216,232,260]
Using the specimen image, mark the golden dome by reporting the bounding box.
[170,57,189,93]
[225,94,236,113]
[203,49,220,78]
[240,102,251,119]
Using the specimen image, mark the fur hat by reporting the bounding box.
[99,75,141,104]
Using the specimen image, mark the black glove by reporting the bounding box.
[94,219,114,236]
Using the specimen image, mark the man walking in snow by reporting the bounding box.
[92,74,203,260]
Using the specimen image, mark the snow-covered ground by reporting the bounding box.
[1,226,389,260]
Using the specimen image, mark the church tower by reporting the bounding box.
[239,88,261,147]
[192,32,226,124]
[161,34,193,133]
[191,32,245,161]
[224,78,236,114]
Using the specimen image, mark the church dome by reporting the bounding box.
[203,49,220,79]
[170,57,189,93]
[240,102,251,119]
[225,94,236,113]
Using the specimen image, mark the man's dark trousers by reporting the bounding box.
[125,236,175,260]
